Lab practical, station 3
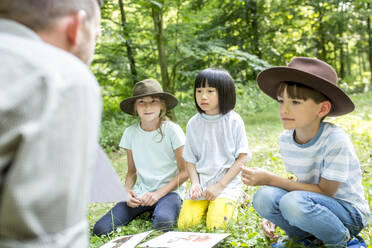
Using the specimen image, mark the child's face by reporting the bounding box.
[195,84,219,115]
[135,96,163,123]
[278,89,325,132]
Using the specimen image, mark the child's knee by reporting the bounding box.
[279,191,308,221]
[253,186,282,214]
[92,220,112,236]
[177,209,204,229]
[206,198,237,229]
[206,216,232,230]
[153,212,177,231]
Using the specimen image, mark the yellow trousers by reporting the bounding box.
[177,198,237,230]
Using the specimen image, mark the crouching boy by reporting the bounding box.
[242,57,370,247]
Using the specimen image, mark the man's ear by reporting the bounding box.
[66,10,87,46]
[319,101,332,118]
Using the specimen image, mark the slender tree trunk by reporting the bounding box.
[346,42,351,77]
[170,0,181,90]
[151,2,175,120]
[338,3,345,79]
[151,3,171,93]
[250,0,260,58]
[339,43,345,79]
[118,0,138,84]
[316,11,327,60]
[244,0,260,81]
[367,6,372,89]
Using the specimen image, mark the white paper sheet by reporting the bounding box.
[139,231,230,248]
[100,230,153,248]
[90,145,129,203]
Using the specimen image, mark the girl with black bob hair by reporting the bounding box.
[178,68,251,230]
[194,68,236,115]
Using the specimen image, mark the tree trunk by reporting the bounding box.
[170,0,181,90]
[312,1,328,60]
[151,3,171,93]
[346,42,351,77]
[119,0,138,84]
[250,0,260,58]
[316,11,327,60]
[244,0,260,80]
[367,5,372,89]
[338,3,345,79]
[339,42,345,79]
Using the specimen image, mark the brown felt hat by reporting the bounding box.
[256,57,354,117]
[120,79,178,115]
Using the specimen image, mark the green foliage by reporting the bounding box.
[99,99,135,152]
[92,0,371,115]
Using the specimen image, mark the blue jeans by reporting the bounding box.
[253,186,365,247]
[92,192,182,236]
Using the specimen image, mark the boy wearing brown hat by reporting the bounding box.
[242,57,370,247]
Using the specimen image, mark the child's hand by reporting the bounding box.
[203,182,224,201]
[140,191,161,206]
[127,190,141,208]
[241,166,271,186]
[189,183,203,200]
[261,219,278,239]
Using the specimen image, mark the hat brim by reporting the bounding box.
[120,92,178,115]
[257,67,354,117]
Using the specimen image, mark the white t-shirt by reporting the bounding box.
[183,110,251,201]
[120,121,186,198]
[279,122,370,225]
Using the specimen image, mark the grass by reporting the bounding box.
[89,92,372,247]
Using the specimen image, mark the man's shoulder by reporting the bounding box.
[0,30,96,87]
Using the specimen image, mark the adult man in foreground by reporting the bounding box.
[0,0,103,247]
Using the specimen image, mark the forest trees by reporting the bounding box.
[92,0,372,103]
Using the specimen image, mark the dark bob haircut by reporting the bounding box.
[194,68,236,114]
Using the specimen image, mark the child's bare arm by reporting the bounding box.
[157,145,189,195]
[186,162,203,199]
[241,167,340,197]
[204,153,248,201]
[124,149,141,207]
[124,149,137,190]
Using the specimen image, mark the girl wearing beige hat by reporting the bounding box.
[93,79,188,235]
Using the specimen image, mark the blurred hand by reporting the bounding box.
[189,183,203,200]
[140,191,161,206]
[203,182,224,201]
[127,190,141,208]
[261,219,278,239]
[241,166,271,186]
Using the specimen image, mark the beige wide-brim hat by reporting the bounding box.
[256,57,354,117]
[120,79,178,115]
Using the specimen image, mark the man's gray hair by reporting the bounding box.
[0,0,103,31]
